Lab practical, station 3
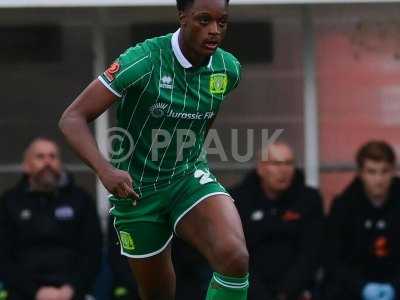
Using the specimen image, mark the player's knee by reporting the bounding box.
[226,245,249,276]
[213,237,249,276]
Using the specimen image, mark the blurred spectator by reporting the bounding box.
[107,215,211,300]
[324,140,400,300]
[0,137,102,300]
[231,142,324,300]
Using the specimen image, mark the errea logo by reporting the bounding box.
[160,75,173,89]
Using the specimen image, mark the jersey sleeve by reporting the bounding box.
[223,53,242,95]
[230,56,242,91]
[98,44,152,97]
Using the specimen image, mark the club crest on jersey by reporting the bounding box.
[104,62,120,82]
[209,73,228,94]
[160,75,173,89]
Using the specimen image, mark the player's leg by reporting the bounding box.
[176,194,248,275]
[110,193,176,300]
[175,194,249,300]
[127,245,176,300]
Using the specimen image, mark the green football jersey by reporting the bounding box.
[99,29,241,196]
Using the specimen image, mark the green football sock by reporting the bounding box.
[205,272,249,300]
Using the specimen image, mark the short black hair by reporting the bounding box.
[176,0,229,11]
[356,140,396,169]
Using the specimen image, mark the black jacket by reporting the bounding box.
[325,176,400,298]
[231,170,324,299]
[0,174,102,300]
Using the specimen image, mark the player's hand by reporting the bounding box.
[35,287,62,300]
[98,165,139,201]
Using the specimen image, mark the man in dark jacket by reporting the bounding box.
[324,140,400,300]
[0,137,102,300]
[231,142,324,300]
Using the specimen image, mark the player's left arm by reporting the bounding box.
[205,55,241,136]
[226,53,242,93]
[203,55,241,150]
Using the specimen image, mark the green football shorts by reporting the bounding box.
[109,169,231,258]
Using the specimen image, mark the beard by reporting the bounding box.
[30,165,61,193]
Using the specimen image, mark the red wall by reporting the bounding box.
[316,19,400,209]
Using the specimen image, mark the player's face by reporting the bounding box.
[23,140,62,183]
[257,144,295,195]
[179,0,228,57]
[359,159,395,202]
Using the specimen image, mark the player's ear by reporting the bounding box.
[178,11,187,27]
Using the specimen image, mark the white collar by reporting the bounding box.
[171,28,213,69]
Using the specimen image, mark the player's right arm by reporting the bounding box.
[59,45,152,200]
[59,79,138,200]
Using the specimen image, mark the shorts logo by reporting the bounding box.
[120,231,135,250]
[104,62,120,82]
[210,73,228,94]
[194,169,214,185]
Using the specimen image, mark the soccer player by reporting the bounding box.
[59,0,249,299]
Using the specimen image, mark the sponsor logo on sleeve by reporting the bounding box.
[104,62,120,82]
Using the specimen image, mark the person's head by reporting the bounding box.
[356,140,396,202]
[256,142,296,198]
[177,0,229,58]
[22,138,62,192]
